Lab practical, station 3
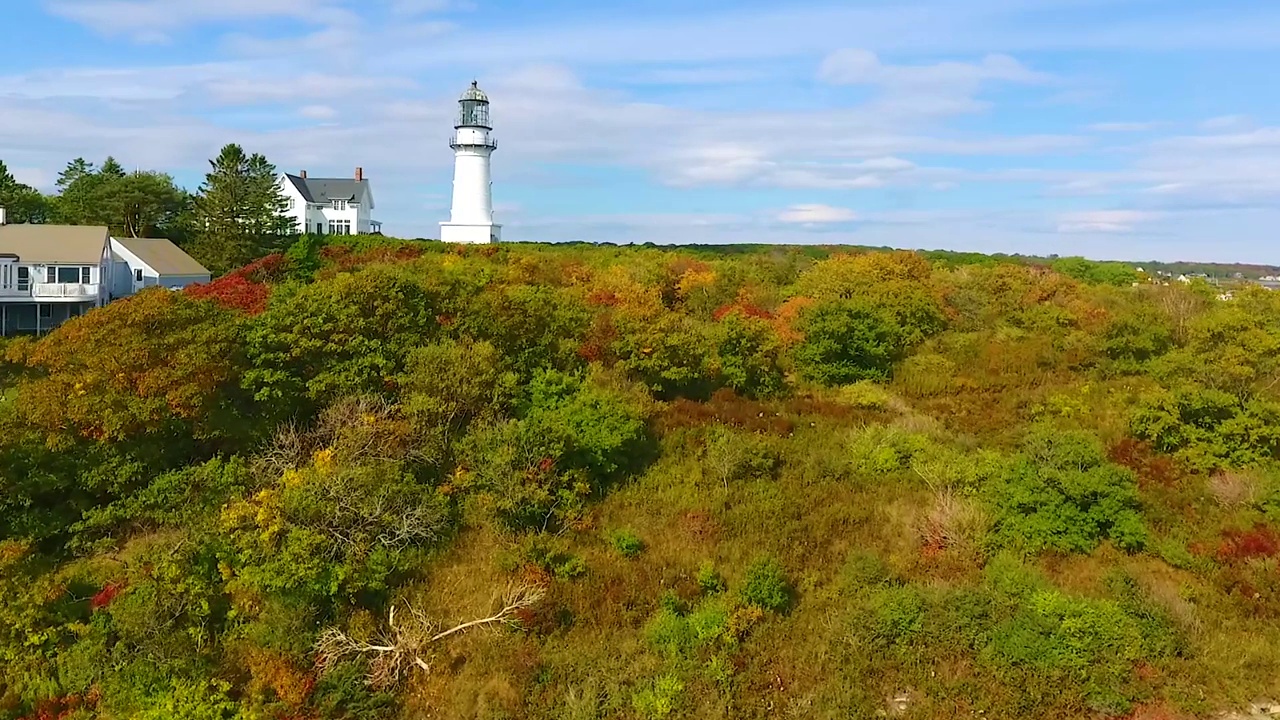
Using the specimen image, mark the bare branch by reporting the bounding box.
[314,582,546,689]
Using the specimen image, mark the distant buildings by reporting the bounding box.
[279,169,381,236]
[0,214,209,335]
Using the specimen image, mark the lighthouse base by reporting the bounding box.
[439,222,501,245]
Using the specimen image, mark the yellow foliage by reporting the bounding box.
[313,446,335,471]
[676,268,718,299]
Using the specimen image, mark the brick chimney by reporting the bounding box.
[300,170,307,179]
[355,167,363,182]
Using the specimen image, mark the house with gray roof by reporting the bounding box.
[0,220,111,335]
[278,168,381,236]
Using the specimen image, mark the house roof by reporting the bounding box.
[112,237,209,276]
[283,174,370,205]
[0,224,109,263]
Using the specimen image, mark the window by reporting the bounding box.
[317,222,324,234]
[17,266,29,292]
[328,220,352,235]
[46,267,55,283]
[135,269,143,283]
[39,304,53,319]
[286,197,295,211]
[55,267,82,284]
[332,199,347,211]
[81,267,91,284]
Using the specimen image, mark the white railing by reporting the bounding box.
[33,283,98,299]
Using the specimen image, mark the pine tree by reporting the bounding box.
[0,159,51,223]
[99,156,126,179]
[191,144,294,273]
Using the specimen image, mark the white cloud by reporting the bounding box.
[299,105,338,120]
[818,49,1048,89]
[778,204,859,224]
[1057,210,1156,234]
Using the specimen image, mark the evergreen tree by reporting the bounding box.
[191,144,294,273]
[0,160,51,223]
[99,156,126,179]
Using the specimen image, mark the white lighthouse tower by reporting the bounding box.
[439,81,501,244]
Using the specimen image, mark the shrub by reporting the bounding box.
[987,427,1148,553]
[739,555,792,613]
[608,529,644,559]
[696,561,726,595]
[702,426,780,487]
[632,674,683,719]
[795,300,909,385]
[835,380,894,409]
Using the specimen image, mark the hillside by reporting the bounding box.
[2,237,1279,720]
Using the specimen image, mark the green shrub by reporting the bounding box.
[835,380,894,409]
[608,528,644,558]
[987,427,1148,553]
[1131,386,1280,472]
[632,673,683,719]
[697,561,726,594]
[795,300,909,385]
[739,555,792,613]
[865,585,927,648]
[702,426,780,487]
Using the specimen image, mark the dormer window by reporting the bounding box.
[332,199,347,211]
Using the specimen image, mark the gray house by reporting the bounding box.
[0,223,111,335]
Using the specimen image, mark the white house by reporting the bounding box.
[0,210,210,335]
[278,168,381,236]
[0,221,111,335]
[109,237,211,299]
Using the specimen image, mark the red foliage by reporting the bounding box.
[318,244,425,275]
[185,274,271,315]
[90,580,127,611]
[18,692,98,720]
[184,252,290,315]
[238,253,290,283]
[712,302,774,322]
[1217,524,1280,562]
[587,289,621,307]
[1107,438,1183,488]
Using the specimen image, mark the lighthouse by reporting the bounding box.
[439,81,501,244]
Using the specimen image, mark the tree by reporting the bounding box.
[50,158,191,240]
[0,160,51,223]
[794,300,909,385]
[191,144,295,274]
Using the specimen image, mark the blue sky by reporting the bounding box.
[2,0,1279,262]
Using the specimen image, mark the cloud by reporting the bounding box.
[778,204,858,224]
[44,0,350,42]
[299,105,338,120]
[818,49,1048,89]
[1057,210,1156,234]
[1086,121,1160,132]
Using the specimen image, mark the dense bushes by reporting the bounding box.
[3,239,1280,719]
[987,427,1148,553]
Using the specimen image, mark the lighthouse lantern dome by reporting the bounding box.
[457,80,491,128]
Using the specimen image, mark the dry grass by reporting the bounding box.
[1207,471,1262,508]
[917,489,990,558]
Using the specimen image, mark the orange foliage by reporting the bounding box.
[242,646,316,710]
[16,290,245,442]
[772,296,815,345]
[1108,438,1184,488]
